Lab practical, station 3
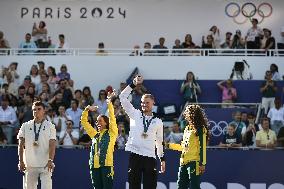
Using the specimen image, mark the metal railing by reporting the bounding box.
[0,48,283,56]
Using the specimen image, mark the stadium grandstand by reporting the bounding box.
[0,0,284,188]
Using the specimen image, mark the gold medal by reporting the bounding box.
[33,141,39,146]
[141,132,148,138]
[95,149,100,157]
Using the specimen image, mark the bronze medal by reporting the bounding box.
[141,132,148,138]
[33,141,39,146]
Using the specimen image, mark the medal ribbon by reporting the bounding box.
[142,114,154,133]
[34,120,44,142]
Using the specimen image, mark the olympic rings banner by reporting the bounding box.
[225,2,273,24]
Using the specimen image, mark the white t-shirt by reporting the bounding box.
[17,120,56,167]
[53,115,72,136]
[267,107,284,124]
[59,130,79,146]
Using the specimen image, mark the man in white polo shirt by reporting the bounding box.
[119,75,165,189]
[18,101,56,189]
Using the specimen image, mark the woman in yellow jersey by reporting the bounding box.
[80,92,118,189]
[167,104,209,189]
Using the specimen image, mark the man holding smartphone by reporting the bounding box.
[119,75,165,189]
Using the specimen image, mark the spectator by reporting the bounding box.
[153,37,168,55]
[66,99,83,133]
[37,61,46,75]
[16,85,26,108]
[8,62,20,85]
[0,31,10,48]
[93,89,108,115]
[241,112,249,127]
[117,82,127,95]
[130,45,142,56]
[26,85,36,99]
[181,34,196,51]
[47,66,58,94]
[220,32,232,49]
[165,121,183,144]
[270,63,281,81]
[246,18,263,51]
[243,113,259,147]
[53,105,72,138]
[116,122,128,150]
[261,28,275,55]
[172,39,183,55]
[0,94,17,144]
[74,89,84,109]
[112,97,130,134]
[202,35,214,49]
[130,83,148,109]
[55,79,73,108]
[0,127,7,144]
[18,33,37,54]
[143,42,152,56]
[96,42,108,56]
[18,94,33,125]
[229,111,246,138]
[230,60,252,80]
[57,64,71,81]
[219,123,242,148]
[41,83,51,100]
[277,127,284,147]
[5,71,18,96]
[36,73,49,95]
[180,71,201,104]
[217,79,237,108]
[48,92,66,115]
[55,34,69,49]
[256,118,277,149]
[82,86,94,108]
[231,30,245,50]
[209,25,221,48]
[29,64,40,87]
[32,21,48,48]
[277,26,284,50]
[260,70,277,115]
[267,98,284,136]
[39,91,49,107]
[59,120,79,147]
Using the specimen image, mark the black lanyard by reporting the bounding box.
[34,120,44,142]
[142,114,154,133]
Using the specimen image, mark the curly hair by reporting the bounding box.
[183,104,209,138]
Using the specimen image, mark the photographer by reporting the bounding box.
[231,30,245,50]
[180,71,201,104]
[230,60,252,80]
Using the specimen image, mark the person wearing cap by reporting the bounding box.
[246,18,263,51]
[220,32,232,49]
[261,28,275,56]
[18,101,56,189]
[165,104,209,189]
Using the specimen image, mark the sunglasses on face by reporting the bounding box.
[66,122,73,126]
[32,108,43,111]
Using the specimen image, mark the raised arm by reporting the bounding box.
[80,106,98,138]
[119,76,142,119]
[107,92,118,137]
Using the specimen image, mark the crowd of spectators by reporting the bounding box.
[1,19,284,56]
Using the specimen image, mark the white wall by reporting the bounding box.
[0,0,283,48]
[0,56,283,97]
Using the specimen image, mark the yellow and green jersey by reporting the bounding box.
[169,125,207,166]
[81,102,118,168]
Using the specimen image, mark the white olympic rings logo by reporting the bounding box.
[209,120,228,137]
